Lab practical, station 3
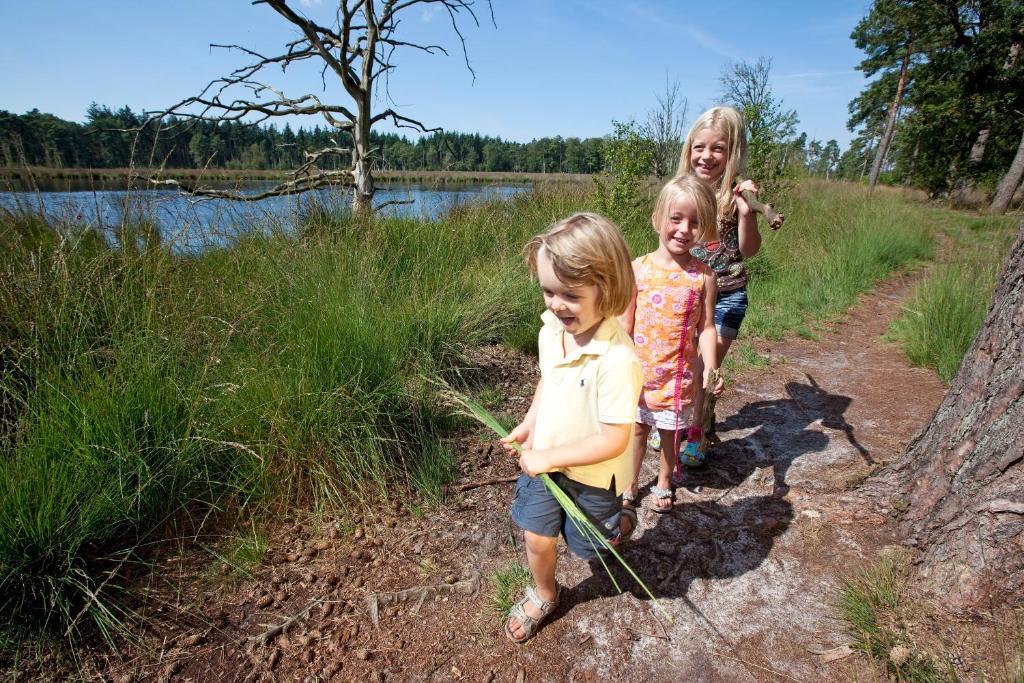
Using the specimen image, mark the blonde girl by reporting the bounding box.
[679,106,762,442]
[620,176,723,513]
[500,213,643,642]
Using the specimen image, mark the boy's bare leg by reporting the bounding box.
[618,422,649,536]
[626,422,651,503]
[506,531,558,640]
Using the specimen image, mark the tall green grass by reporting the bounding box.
[742,181,936,339]
[887,214,1018,383]
[837,557,950,681]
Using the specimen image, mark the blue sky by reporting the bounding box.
[1,1,871,148]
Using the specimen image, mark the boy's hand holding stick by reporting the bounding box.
[736,176,784,231]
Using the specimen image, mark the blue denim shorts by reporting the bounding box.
[715,287,748,340]
[510,472,621,560]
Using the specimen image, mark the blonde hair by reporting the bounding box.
[677,106,746,219]
[525,212,635,317]
[652,175,719,243]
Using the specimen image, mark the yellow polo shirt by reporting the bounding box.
[533,310,643,496]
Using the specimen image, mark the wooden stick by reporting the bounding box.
[736,176,785,230]
[457,475,519,491]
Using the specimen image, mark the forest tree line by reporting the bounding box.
[844,0,1024,207]
[1,104,849,182]
[0,104,609,175]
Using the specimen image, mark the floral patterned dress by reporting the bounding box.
[631,254,712,426]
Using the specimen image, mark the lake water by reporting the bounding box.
[0,180,527,252]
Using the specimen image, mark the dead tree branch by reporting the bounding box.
[141,0,493,214]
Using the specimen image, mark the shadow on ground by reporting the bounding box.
[562,375,868,618]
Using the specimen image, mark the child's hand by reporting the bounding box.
[705,367,725,396]
[734,179,758,217]
[500,422,532,455]
[517,449,551,478]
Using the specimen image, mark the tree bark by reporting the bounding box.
[865,221,1024,608]
[990,125,1024,214]
[869,41,911,188]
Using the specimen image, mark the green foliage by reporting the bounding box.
[887,213,1018,383]
[593,120,656,227]
[490,562,533,618]
[408,441,458,504]
[0,106,612,174]
[0,186,598,638]
[721,341,770,374]
[720,57,799,201]
[846,0,1024,195]
[204,526,268,583]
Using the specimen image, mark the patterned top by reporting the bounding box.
[690,213,746,292]
[631,254,712,412]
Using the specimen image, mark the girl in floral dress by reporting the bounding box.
[619,175,724,513]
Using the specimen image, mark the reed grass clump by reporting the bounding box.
[887,213,1018,383]
[837,557,950,681]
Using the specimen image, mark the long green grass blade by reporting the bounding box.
[445,390,672,623]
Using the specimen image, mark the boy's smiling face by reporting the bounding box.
[536,247,602,337]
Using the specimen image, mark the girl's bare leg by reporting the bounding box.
[506,531,558,640]
[717,335,734,363]
[655,427,678,511]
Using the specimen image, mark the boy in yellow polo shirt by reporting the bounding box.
[500,212,643,644]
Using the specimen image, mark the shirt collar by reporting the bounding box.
[541,309,615,364]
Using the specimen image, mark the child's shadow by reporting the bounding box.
[567,374,868,617]
[683,372,872,497]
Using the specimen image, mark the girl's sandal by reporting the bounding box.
[649,485,674,514]
[505,585,560,644]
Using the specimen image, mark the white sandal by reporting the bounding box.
[650,485,674,514]
[504,585,560,643]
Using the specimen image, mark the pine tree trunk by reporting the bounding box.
[951,128,991,206]
[990,126,1024,214]
[865,221,1024,608]
[869,41,912,188]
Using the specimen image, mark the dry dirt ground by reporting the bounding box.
[20,271,967,682]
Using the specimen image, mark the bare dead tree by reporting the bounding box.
[143,0,493,215]
[643,77,688,178]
